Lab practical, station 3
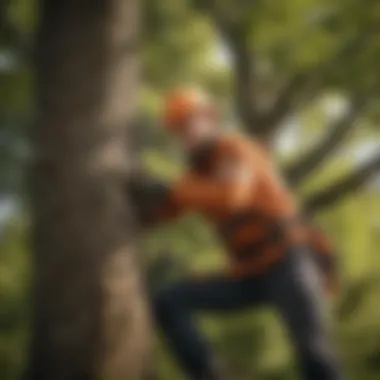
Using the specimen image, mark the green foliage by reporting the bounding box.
[143,0,215,90]
[0,0,380,379]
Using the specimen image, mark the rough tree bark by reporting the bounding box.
[26,1,150,380]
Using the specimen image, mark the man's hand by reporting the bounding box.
[127,172,174,225]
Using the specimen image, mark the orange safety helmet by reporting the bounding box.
[162,87,216,131]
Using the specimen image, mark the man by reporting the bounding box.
[130,87,343,380]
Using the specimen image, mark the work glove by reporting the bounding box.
[127,171,172,225]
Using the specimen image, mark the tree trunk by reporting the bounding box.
[26,1,150,380]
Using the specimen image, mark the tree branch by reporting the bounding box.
[192,0,265,137]
[285,95,369,186]
[304,153,380,212]
[257,72,309,137]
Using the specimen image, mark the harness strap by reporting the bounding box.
[218,210,303,262]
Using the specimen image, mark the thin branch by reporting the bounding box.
[225,29,260,130]
[304,153,380,212]
[285,95,369,186]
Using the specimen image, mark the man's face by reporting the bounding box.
[174,107,217,150]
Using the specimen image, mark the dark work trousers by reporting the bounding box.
[152,246,343,380]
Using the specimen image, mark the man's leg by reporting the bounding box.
[269,247,343,380]
[152,274,267,380]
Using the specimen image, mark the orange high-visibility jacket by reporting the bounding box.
[153,132,308,277]
[154,132,336,279]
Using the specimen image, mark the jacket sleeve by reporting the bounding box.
[170,136,257,212]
